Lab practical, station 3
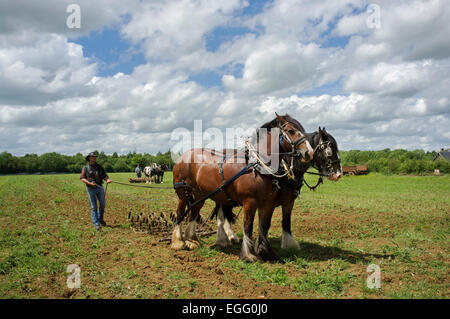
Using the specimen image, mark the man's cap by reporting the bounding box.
[85,152,98,161]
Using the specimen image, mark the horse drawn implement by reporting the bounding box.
[342,165,368,175]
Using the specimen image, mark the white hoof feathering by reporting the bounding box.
[170,225,186,250]
[224,218,240,244]
[215,207,230,247]
[185,239,200,250]
[281,230,300,250]
[241,234,258,262]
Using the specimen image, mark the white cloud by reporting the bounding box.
[0,31,97,105]
[0,0,449,156]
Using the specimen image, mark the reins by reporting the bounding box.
[303,175,323,191]
[110,180,173,189]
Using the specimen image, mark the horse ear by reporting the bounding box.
[318,126,325,139]
[275,112,286,124]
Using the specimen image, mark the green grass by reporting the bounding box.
[0,172,448,298]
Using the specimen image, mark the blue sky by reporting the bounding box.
[69,0,270,79]
[69,27,147,77]
[68,0,349,92]
[1,0,449,155]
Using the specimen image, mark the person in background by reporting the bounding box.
[135,164,142,178]
[80,152,112,230]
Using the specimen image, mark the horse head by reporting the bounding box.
[274,113,314,163]
[313,127,342,181]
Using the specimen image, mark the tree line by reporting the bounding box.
[0,148,448,175]
[339,149,449,174]
[0,150,175,174]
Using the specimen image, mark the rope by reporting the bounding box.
[111,180,173,189]
[303,176,323,191]
[107,190,172,202]
[305,171,330,177]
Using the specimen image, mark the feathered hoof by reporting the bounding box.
[170,240,186,250]
[185,239,200,250]
[214,237,231,248]
[239,251,260,263]
[170,225,186,250]
[229,235,241,245]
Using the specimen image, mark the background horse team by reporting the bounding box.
[144,163,168,184]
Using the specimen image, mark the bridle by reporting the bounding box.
[312,138,341,176]
[278,121,309,159]
[301,135,340,191]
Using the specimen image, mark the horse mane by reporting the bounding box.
[260,114,305,132]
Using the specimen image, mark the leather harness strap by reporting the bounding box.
[218,155,239,207]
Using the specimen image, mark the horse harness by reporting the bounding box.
[313,138,341,177]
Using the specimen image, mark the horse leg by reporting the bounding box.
[170,196,189,250]
[239,199,259,262]
[223,205,240,244]
[255,207,278,261]
[215,204,231,247]
[281,200,300,250]
[184,198,204,250]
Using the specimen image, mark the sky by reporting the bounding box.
[0,0,449,156]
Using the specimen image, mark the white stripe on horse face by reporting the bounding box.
[299,139,314,160]
[306,140,314,155]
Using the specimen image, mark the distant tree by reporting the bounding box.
[39,153,67,172]
[1,148,446,175]
[130,154,146,168]
[113,158,130,172]
[0,152,17,174]
[103,162,114,173]
[23,154,40,173]
[98,151,107,163]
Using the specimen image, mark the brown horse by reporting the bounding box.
[170,114,314,262]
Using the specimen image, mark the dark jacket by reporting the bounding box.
[80,164,109,186]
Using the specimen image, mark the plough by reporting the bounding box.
[127,210,216,241]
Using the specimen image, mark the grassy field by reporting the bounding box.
[0,172,448,298]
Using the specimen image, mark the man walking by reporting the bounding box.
[135,164,142,178]
[80,152,112,230]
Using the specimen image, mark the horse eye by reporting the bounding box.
[288,130,295,135]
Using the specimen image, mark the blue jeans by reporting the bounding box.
[87,185,106,226]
